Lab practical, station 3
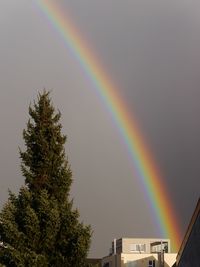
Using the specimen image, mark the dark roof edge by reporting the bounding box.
[176,198,200,265]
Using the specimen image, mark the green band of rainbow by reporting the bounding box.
[35,0,181,251]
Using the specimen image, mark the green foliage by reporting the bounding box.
[0,91,91,266]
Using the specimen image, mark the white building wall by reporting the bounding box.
[102,253,176,267]
[122,253,176,267]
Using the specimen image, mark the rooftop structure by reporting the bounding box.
[102,238,177,267]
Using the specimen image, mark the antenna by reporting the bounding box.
[113,238,116,255]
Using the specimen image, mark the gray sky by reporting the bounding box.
[0,0,199,257]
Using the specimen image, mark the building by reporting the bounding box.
[175,198,200,267]
[102,238,177,267]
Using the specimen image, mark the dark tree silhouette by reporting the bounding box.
[0,91,91,267]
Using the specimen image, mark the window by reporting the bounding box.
[148,260,155,267]
[130,243,146,252]
[151,242,169,253]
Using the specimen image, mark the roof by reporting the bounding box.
[176,198,200,265]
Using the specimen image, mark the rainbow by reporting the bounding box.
[35,0,181,251]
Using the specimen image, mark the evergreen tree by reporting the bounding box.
[0,91,91,266]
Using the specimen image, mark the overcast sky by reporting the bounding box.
[0,0,199,257]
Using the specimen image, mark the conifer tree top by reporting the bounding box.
[20,90,72,202]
